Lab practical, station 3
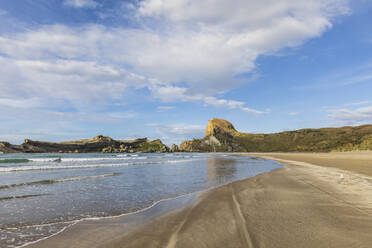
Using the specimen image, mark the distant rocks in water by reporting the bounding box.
[0,135,170,154]
[179,117,372,152]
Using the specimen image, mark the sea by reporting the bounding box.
[0,152,282,248]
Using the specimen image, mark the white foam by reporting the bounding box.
[28,158,60,162]
[0,159,195,172]
[55,173,121,182]
[15,221,77,248]
[59,157,147,162]
[8,156,148,163]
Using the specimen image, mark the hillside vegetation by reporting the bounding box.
[179,118,372,152]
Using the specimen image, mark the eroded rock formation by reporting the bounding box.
[0,135,169,154]
[179,118,372,152]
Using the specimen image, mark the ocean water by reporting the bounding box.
[0,153,281,248]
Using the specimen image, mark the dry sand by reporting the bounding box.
[29,152,372,248]
[254,151,372,177]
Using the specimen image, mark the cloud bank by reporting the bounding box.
[0,0,349,119]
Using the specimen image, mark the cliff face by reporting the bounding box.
[0,135,169,154]
[179,118,372,152]
[180,118,240,152]
[0,142,23,153]
[204,118,237,137]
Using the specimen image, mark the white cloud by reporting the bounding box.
[0,0,349,114]
[151,86,266,114]
[343,101,370,107]
[0,97,42,109]
[328,106,372,125]
[147,123,205,145]
[0,103,140,143]
[135,0,349,92]
[64,0,98,8]
[157,106,176,112]
[289,112,299,115]
[0,56,149,103]
[339,73,372,86]
[204,97,266,114]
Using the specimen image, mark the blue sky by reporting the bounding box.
[0,0,371,145]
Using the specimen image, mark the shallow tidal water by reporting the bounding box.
[0,153,281,248]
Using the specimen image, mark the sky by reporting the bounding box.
[0,0,372,145]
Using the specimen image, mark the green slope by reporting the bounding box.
[179,118,372,152]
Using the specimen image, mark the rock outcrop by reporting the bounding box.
[204,118,237,137]
[0,135,170,154]
[179,118,238,152]
[0,142,23,153]
[171,144,179,152]
[179,118,372,152]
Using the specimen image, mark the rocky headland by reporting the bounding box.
[0,135,169,154]
[179,117,372,152]
[2,118,372,154]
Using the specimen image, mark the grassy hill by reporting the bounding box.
[179,118,372,152]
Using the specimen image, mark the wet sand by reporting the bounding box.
[29,152,372,248]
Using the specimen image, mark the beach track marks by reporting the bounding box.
[230,184,255,248]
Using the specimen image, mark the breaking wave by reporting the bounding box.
[0,156,148,165]
[0,193,49,201]
[0,159,195,172]
[0,173,122,190]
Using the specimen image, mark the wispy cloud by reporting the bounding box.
[147,123,205,145]
[323,100,370,110]
[204,97,267,114]
[342,100,370,107]
[64,0,98,8]
[156,106,175,112]
[151,86,267,114]
[328,106,372,125]
[295,61,372,90]
[289,112,299,115]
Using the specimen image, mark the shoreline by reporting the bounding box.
[24,169,281,248]
[23,157,281,248]
[21,192,199,248]
[28,152,372,248]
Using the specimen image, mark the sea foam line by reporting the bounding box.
[58,156,147,162]
[0,159,196,172]
[0,193,49,201]
[0,172,122,190]
[14,191,201,248]
[0,157,148,164]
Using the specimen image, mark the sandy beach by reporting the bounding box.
[29,152,372,248]
[253,151,372,176]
